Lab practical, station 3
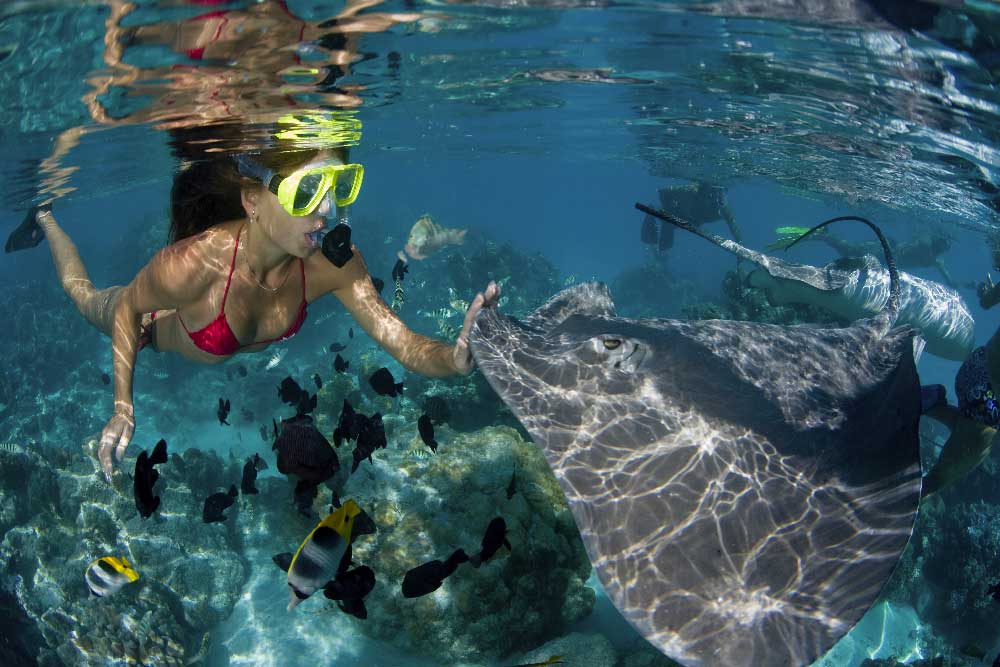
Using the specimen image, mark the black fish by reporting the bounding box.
[294,479,318,516]
[352,412,387,473]
[241,453,267,494]
[641,213,658,245]
[354,508,377,539]
[506,468,517,500]
[329,342,347,353]
[988,581,1000,602]
[273,552,294,572]
[278,376,303,404]
[203,485,238,523]
[272,414,340,484]
[391,258,409,283]
[417,414,437,453]
[217,398,231,425]
[348,327,354,339]
[369,367,403,397]
[334,353,349,373]
[423,396,450,425]
[278,377,317,416]
[312,373,323,390]
[259,424,270,442]
[324,565,376,602]
[658,219,674,251]
[371,277,385,294]
[133,438,168,519]
[325,565,376,619]
[470,517,510,568]
[333,399,359,448]
[237,364,248,377]
[401,549,469,598]
[100,372,110,385]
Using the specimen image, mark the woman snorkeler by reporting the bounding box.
[5,143,499,480]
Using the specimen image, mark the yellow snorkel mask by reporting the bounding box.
[235,156,364,216]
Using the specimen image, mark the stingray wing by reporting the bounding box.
[470,284,921,667]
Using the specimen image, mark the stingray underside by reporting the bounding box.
[470,283,921,667]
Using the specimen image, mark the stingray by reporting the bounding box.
[469,215,922,667]
[639,205,974,362]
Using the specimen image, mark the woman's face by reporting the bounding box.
[257,149,343,258]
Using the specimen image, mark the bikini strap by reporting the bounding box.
[220,225,243,310]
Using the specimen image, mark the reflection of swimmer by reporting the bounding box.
[922,341,1000,497]
[653,181,742,250]
[771,225,962,289]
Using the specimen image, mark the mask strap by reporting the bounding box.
[234,155,281,194]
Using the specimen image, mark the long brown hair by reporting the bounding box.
[168,149,320,243]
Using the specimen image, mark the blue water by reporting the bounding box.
[1,1,1000,666]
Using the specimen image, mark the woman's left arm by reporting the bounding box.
[322,247,499,377]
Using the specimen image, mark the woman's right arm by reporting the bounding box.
[97,237,214,480]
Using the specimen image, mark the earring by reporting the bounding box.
[250,209,257,223]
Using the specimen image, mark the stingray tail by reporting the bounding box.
[783,216,900,327]
[635,202,763,265]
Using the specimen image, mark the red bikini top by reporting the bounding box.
[178,226,308,356]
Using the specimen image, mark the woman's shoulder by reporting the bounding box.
[165,221,241,255]
[156,221,243,281]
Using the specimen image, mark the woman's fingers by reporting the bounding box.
[99,428,118,480]
[97,414,133,481]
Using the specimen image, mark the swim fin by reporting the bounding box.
[5,204,49,253]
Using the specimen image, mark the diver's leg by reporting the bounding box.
[721,205,743,243]
[923,396,960,430]
[934,259,958,290]
[36,210,121,337]
[922,417,997,497]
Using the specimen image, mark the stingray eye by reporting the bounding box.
[603,338,622,350]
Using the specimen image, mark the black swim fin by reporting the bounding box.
[5,204,49,253]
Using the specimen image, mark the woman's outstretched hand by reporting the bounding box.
[98,408,135,481]
[453,281,501,374]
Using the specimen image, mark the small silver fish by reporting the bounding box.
[391,279,405,312]
[266,349,287,370]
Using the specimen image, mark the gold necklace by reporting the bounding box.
[240,237,291,293]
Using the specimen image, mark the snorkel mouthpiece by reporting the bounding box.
[322,208,353,267]
[306,229,325,247]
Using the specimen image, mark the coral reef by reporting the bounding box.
[0,440,247,666]
[339,425,595,663]
[612,260,701,319]
[859,658,947,667]
[889,499,1000,653]
[618,642,685,667]
[680,269,849,326]
[509,632,617,667]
